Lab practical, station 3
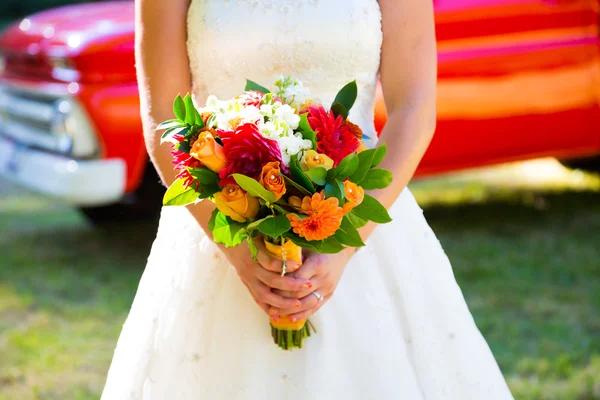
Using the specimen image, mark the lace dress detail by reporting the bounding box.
[101,1,514,398]
[186,0,382,146]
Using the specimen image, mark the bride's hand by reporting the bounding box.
[220,240,312,317]
[269,248,355,321]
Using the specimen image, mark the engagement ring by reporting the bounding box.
[312,291,324,302]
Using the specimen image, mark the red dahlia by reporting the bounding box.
[218,122,284,186]
[171,134,202,189]
[306,105,360,165]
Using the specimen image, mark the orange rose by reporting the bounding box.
[300,150,334,172]
[342,181,364,214]
[190,130,227,173]
[258,162,286,201]
[214,184,260,223]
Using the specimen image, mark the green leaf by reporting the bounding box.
[337,153,359,178]
[350,148,376,183]
[297,114,317,148]
[211,212,247,247]
[208,208,219,231]
[173,95,186,122]
[247,233,259,261]
[330,103,348,120]
[232,174,275,203]
[283,233,346,254]
[324,180,344,202]
[163,178,199,206]
[346,211,368,229]
[372,143,387,167]
[304,167,327,186]
[157,119,184,131]
[360,168,393,190]
[188,168,220,199]
[162,126,189,143]
[334,216,366,247]
[327,153,358,181]
[176,139,191,153]
[283,176,312,197]
[290,155,315,193]
[257,214,292,238]
[188,167,219,186]
[245,79,271,94]
[352,194,392,224]
[331,80,358,116]
[183,94,198,126]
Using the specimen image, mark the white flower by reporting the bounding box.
[273,104,300,130]
[274,76,312,110]
[256,118,312,167]
[277,133,313,166]
[203,97,261,130]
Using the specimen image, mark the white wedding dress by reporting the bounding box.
[101,0,514,398]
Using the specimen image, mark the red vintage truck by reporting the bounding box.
[0,0,599,223]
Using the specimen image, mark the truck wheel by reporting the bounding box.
[560,155,600,174]
[79,163,165,225]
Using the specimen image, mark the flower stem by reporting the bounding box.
[270,320,314,350]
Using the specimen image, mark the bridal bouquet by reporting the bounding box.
[158,77,392,350]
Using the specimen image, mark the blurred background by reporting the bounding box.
[0,0,599,399]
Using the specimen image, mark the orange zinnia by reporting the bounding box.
[286,192,344,241]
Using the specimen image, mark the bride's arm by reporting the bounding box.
[135,0,216,232]
[359,0,438,239]
[135,0,308,315]
[273,0,438,321]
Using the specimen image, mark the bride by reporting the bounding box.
[102,0,515,398]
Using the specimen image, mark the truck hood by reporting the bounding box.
[0,1,135,83]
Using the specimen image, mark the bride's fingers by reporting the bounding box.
[273,276,323,299]
[250,280,303,310]
[271,290,324,316]
[287,294,330,321]
[287,255,322,280]
[254,266,312,292]
[254,240,300,273]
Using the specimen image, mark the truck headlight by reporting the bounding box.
[51,99,99,157]
[48,56,79,82]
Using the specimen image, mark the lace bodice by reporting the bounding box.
[187,0,383,145]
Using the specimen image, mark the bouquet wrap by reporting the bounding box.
[264,238,312,349]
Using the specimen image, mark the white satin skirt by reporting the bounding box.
[101,188,514,399]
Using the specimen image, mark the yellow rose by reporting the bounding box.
[300,150,334,172]
[190,130,227,173]
[356,140,369,153]
[214,184,260,223]
[342,180,365,214]
[298,99,314,114]
[258,161,286,202]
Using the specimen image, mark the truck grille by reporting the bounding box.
[0,86,63,152]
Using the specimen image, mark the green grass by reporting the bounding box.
[0,159,599,399]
